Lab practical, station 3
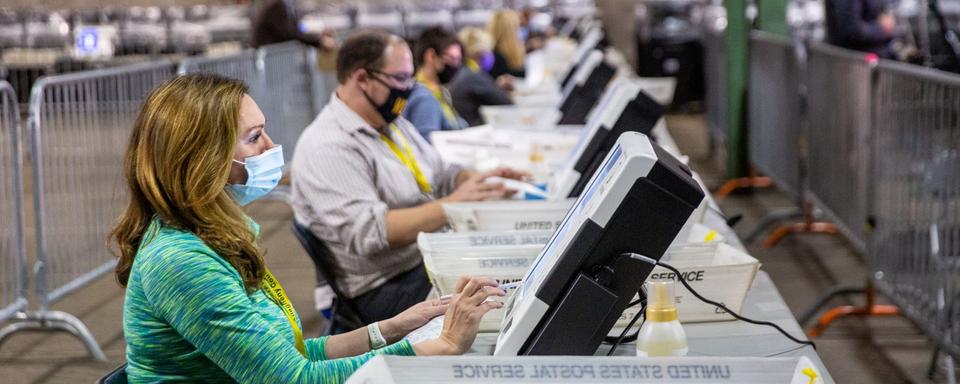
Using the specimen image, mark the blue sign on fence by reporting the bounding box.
[76,28,100,54]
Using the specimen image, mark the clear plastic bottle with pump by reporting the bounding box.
[528,143,551,186]
[636,279,688,357]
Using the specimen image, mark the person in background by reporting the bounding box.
[518,6,534,44]
[487,10,527,83]
[113,73,504,383]
[252,0,337,51]
[403,27,468,140]
[597,0,638,69]
[826,0,897,59]
[291,30,528,325]
[448,27,514,126]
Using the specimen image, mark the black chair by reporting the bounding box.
[95,363,127,384]
[291,222,366,334]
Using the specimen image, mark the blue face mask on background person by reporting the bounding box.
[227,145,284,206]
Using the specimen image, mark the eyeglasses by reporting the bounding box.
[366,69,415,87]
[440,53,462,65]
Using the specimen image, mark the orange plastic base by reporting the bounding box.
[763,222,839,248]
[713,177,773,199]
[807,304,900,337]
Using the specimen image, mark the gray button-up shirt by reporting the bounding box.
[291,93,463,298]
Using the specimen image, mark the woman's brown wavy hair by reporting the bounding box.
[110,73,265,292]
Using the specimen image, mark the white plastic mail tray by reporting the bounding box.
[442,199,574,232]
[418,231,554,331]
[616,242,761,324]
[431,125,581,176]
[480,105,562,131]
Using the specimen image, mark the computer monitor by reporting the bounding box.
[560,25,605,89]
[557,17,580,39]
[551,78,665,199]
[493,131,704,356]
[558,50,616,125]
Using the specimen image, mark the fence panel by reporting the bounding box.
[871,60,960,360]
[0,81,26,322]
[258,42,320,165]
[29,62,177,306]
[747,31,802,199]
[805,43,875,252]
[704,27,727,148]
[177,50,267,104]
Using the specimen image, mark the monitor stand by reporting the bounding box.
[521,253,651,355]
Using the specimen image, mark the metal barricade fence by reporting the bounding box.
[804,43,875,253]
[1,49,59,108]
[177,49,267,103]
[871,60,960,360]
[256,42,321,165]
[0,81,26,324]
[747,31,803,199]
[703,27,727,149]
[314,70,337,116]
[2,48,172,110]
[15,61,177,360]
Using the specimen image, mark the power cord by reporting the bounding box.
[610,252,816,353]
[606,300,646,355]
[603,297,644,342]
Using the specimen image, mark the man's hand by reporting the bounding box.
[482,167,531,182]
[445,173,511,202]
[496,74,516,92]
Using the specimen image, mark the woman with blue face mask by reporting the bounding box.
[111,73,505,383]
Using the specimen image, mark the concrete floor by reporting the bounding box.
[0,114,954,383]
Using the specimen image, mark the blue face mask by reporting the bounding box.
[227,145,284,206]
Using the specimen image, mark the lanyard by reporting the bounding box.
[465,58,481,73]
[262,268,307,356]
[464,59,480,73]
[415,74,461,130]
[380,124,433,194]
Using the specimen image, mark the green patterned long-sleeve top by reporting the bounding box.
[123,219,415,383]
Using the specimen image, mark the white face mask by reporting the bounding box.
[227,145,284,205]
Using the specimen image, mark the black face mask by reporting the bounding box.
[362,77,413,125]
[437,63,461,84]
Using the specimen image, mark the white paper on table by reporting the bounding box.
[403,315,444,345]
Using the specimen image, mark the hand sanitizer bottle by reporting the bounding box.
[636,279,688,357]
[528,143,551,186]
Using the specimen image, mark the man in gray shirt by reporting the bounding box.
[291,30,527,324]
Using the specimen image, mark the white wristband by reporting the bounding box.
[368,322,388,349]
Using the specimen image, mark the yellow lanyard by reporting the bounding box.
[415,74,460,129]
[465,58,481,73]
[262,268,306,356]
[380,124,433,194]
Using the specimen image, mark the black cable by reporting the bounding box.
[705,204,742,229]
[602,297,645,344]
[606,303,645,356]
[622,253,816,350]
[764,344,809,357]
